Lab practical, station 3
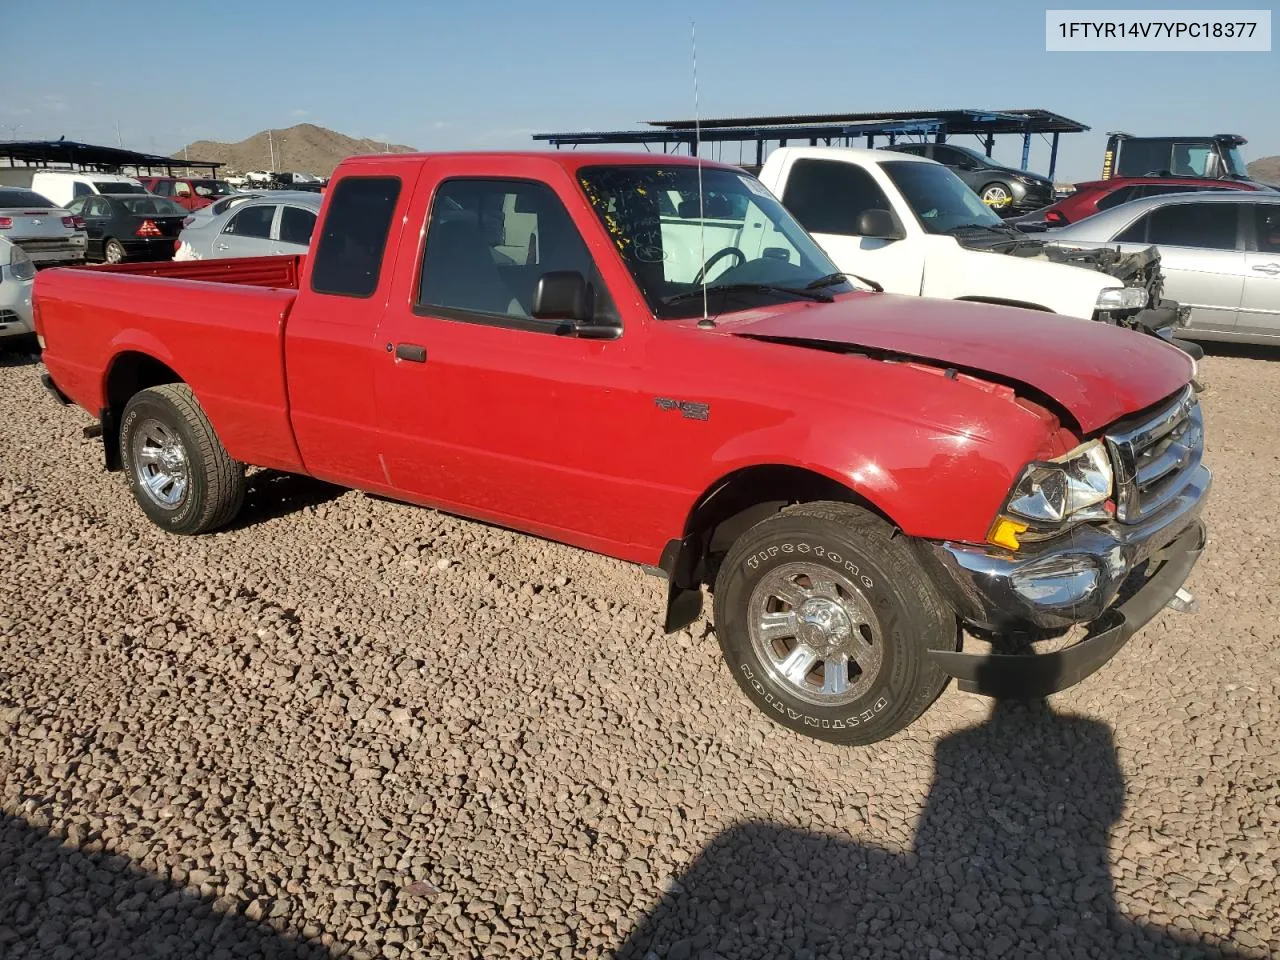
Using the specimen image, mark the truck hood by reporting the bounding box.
[722,294,1193,433]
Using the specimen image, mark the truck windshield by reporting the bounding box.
[577,164,848,319]
[879,161,1004,234]
[1224,145,1248,177]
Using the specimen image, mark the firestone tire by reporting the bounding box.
[119,384,245,535]
[713,501,957,745]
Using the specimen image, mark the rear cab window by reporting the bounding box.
[310,176,402,298]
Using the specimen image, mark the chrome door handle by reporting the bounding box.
[1252,263,1280,275]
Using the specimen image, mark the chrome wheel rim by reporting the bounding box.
[981,186,1011,207]
[130,418,190,509]
[747,562,883,706]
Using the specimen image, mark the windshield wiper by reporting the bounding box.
[663,282,834,306]
[943,222,1003,233]
[805,271,883,293]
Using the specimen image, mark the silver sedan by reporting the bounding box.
[1047,192,1280,344]
[174,191,321,261]
[0,186,87,266]
[0,237,36,341]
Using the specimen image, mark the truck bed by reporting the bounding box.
[84,254,303,289]
[35,261,305,473]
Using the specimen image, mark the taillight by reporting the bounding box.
[1046,211,1066,225]
[136,219,162,238]
[62,216,75,228]
[73,216,85,230]
[0,217,11,229]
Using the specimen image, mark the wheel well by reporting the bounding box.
[955,296,1053,313]
[101,352,183,470]
[665,465,895,589]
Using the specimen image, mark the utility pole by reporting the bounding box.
[6,123,21,141]
[278,139,287,172]
[267,130,276,170]
[115,120,123,147]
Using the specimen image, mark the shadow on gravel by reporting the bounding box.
[1199,341,1280,362]
[618,700,1248,960]
[0,813,331,960]
[0,337,41,367]
[224,469,345,531]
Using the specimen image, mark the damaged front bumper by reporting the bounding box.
[920,462,1211,698]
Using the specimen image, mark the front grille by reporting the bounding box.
[0,310,19,323]
[1105,385,1203,523]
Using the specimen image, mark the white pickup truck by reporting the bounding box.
[757,146,1180,329]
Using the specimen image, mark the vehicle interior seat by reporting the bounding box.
[420,218,525,316]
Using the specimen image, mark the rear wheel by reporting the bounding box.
[713,502,956,745]
[103,238,126,264]
[119,384,245,534]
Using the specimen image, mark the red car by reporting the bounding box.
[1033,176,1269,226]
[33,151,1208,745]
[137,176,239,212]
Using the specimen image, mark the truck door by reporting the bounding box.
[372,160,649,557]
[778,157,926,295]
[284,162,424,490]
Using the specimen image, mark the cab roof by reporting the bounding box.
[336,151,744,174]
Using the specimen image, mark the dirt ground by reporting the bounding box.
[1,344,1277,959]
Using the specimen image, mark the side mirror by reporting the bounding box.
[533,270,592,321]
[532,270,620,339]
[855,209,905,241]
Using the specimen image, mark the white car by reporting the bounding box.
[757,146,1169,325]
[0,237,36,341]
[0,186,87,266]
[174,191,321,261]
[29,171,148,208]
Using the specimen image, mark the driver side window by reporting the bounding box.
[781,159,892,237]
[418,178,617,325]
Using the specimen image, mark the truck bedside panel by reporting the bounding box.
[36,270,305,473]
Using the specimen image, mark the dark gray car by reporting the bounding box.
[884,142,1055,215]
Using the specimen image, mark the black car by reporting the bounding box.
[883,142,1055,216]
[64,194,187,264]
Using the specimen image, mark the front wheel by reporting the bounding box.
[119,384,245,534]
[979,182,1014,212]
[713,502,956,745]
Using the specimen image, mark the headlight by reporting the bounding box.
[988,441,1114,549]
[1008,440,1113,522]
[9,245,36,282]
[1012,174,1036,186]
[1095,286,1147,311]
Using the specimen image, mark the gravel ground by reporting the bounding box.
[1,344,1277,960]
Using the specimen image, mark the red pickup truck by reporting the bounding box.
[34,151,1210,744]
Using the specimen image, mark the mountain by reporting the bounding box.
[175,123,416,177]
[1247,155,1280,186]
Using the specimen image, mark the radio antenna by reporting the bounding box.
[692,20,713,329]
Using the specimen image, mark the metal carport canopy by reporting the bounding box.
[0,139,222,176]
[532,107,1089,178]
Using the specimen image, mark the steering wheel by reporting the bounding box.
[692,246,746,285]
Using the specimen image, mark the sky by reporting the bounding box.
[4,0,1277,182]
